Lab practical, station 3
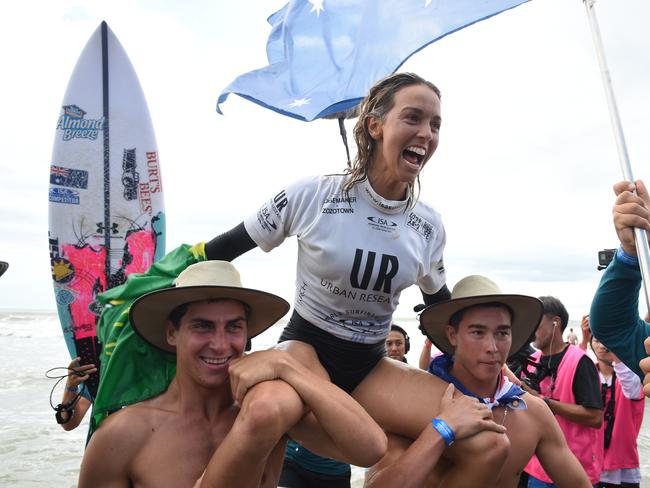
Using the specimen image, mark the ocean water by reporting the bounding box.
[0,311,648,487]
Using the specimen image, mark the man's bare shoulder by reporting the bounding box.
[79,396,177,487]
[506,393,557,439]
[90,395,173,449]
[522,393,553,421]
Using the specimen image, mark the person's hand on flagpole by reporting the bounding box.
[613,180,650,256]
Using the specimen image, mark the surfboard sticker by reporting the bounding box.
[48,22,166,398]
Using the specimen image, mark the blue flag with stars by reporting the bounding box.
[217,0,531,122]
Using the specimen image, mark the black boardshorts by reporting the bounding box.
[278,311,386,394]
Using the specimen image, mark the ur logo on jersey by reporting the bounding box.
[272,190,288,214]
[257,190,288,233]
[350,248,399,294]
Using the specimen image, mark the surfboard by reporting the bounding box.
[48,22,165,398]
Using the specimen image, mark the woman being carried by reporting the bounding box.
[205,72,507,485]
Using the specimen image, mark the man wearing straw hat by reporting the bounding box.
[364,275,591,488]
[78,260,386,488]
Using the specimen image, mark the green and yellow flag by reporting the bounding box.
[89,243,206,438]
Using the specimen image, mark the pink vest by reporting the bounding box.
[600,370,645,471]
[524,345,603,484]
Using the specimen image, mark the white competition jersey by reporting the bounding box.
[244,175,446,343]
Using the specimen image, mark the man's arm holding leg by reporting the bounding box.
[231,346,387,466]
[363,384,506,488]
[198,345,387,488]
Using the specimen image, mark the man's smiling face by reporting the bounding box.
[167,299,248,388]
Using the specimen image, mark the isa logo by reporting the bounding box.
[49,187,80,205]
[50,165,89,189]
[57,104,105,141]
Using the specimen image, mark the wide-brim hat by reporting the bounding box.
[130,261,290,354]
[419,275,543,360]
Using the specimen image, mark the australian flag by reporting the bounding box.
[217,0,532,122]
[50,164,89,189]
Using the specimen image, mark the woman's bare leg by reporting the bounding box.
[199,343,330,487]
[353,358,509,486]
[272,341,386,465]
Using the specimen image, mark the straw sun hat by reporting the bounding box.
[130,261,290,354]
[419,275,543,359]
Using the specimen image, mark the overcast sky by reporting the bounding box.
[1,0,649,322]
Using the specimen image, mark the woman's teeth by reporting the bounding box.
[403,146,425,165]
[406,145,426,156]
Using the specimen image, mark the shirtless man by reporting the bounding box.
[366,275,592,488]
[78,260,387,487]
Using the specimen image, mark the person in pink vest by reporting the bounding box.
[522,296,604,487]
[590,335,645,488]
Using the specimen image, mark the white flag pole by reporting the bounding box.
[584,0,650,309]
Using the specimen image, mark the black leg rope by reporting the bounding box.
[45,366,87,425]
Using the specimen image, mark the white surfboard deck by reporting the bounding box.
[48,22,165,397]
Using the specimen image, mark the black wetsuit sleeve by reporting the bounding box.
[205,222,257,261]
[572,355,604,410]
[422,284,451,306]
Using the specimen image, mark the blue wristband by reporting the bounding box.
[431,418,455,446]
[65,385,79,393]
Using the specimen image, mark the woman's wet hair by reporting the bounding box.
[343,72,441,209]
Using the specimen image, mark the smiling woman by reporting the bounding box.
[345,76,441,205]
[202,72,513,485]
[206,72,448,392]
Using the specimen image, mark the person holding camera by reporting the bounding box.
[590,180,650,399]
[521,296,604,487]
